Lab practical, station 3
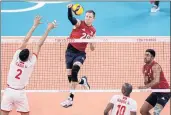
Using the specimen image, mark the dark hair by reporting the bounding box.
[86,10,95,17]
[19,49,30,62]
[146,49,156,57]
[123,83,132,96]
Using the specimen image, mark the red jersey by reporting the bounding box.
[68,20,96,52]
[143,61,169,89]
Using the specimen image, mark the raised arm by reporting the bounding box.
[19,16,41,50]
[67,4,81,27]
[33,20,57,56]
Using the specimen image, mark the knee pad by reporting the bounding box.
[71,65,80,82]
[68,75,72,83]
[154,104,163,115]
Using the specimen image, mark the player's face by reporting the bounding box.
[144,52,153,64]
[85,12,95,26]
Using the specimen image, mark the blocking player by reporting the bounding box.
[1,16,57,115]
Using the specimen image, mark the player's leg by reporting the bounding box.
[151,0,160,12]
[1,110,10,115]
[61,53,88,108]
[154,0,160,7]
[1,88,14,115]
[15,91,30,115]
[20,112,29,115]
[140,93,157,115]
[60,51,75,108]
[66,52,87,98]
[65,50,75,84]
[153,93,171,115]
[61,61,82,108]
[72,53,90,89]
[65,50,76,100]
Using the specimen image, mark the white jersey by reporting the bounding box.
[7,49,37,89]
[110,95,137,115]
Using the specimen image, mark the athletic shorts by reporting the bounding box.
[1,88,29,112]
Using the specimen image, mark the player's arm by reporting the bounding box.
[130,101,137,115]
[138,68,149,89]
[143,74,149,85]
[90,33,96,51]
[130,111,137,115]
[33,20,57,56]
[104,103,114,115]
[67,4,81,27]
[144,64,161,88]
[19,16,41,50]
[142,67,148,85]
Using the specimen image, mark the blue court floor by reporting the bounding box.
[1,1,170,36]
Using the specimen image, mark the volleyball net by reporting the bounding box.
[1,36,170,92]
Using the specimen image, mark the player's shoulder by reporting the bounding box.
[12,49,22,60]
[32,53,38,58]
[91,26,96,32]
[152,62,162,71]
[80,20,84,23]
[29,53,37,62]
[143,63,146,66]
[111,94,120,99]
[152,61,160,66]
[15,49,22,54]
[128,97,137,105]
[110,95,120,103]
[80,20,85,25]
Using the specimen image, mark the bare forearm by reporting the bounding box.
[145,64,161,88]
[104,111,109,115]
[24,26,37,42]
[145,80,159,88]
[39,29,50,46]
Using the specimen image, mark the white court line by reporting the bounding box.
[1,36,170,43]
[1,1,68,13]
[1,89,170,93]
[29,1,70,4]
[1,2,45,13]
[1,36,169,38]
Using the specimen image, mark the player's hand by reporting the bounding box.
[47,20,57,31]
[144,81,148,85]
[90,43,95,51]
[33,15,42,27]
[67,4,73,8]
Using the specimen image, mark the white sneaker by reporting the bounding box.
[60,97,73,108]
[81,76,90,90]
[151,5,160,13]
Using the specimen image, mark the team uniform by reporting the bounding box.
[65,20,96,69]
[109,95,137,115]
[143,61,170,107]
[1,49,37,112]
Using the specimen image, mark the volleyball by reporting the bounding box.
[72,4,84,15]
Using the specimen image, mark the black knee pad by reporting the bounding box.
[71,65,80,82]
[68,75,72,83]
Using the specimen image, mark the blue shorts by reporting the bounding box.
[65,50,86,69]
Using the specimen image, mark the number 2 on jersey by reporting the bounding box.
[80,33,90,39]
[116,105,126,115]
[15,69,22,79]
